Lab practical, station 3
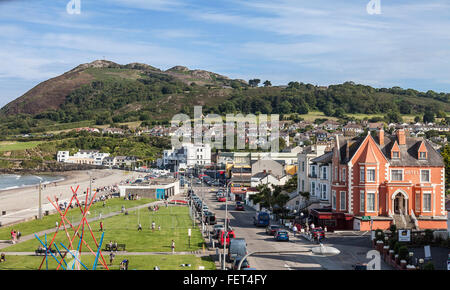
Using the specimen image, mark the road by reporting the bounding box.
[192,185,392,270]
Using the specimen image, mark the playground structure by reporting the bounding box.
[34,185,109,270]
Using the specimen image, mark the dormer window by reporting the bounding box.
[419,152,427,159]
[392,151,400,159]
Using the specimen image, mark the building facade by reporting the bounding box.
[323,129,447,231]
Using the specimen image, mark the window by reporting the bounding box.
[301,180,305,191]
[367,169,376,182]
[420,170,430,182]
[367,192,375,212]
[302,161,305,172]
[360,168,365,182]
[321,184,327,200]
[311,182,316,196]
[423,192,431,212]
[419,152,426,159]
[391,170,403,181]
[322,167,327,179]
[334,167,338,181]
[311,166,316,177]
[360,191,365,212]
[415,192,420,212]
[342,168,346,182]
[392,151,400,158]
[332,191,336,210]
[340,192,346,210]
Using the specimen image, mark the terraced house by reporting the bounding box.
[313,128,447,231]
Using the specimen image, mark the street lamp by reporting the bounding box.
[222,180,231,270]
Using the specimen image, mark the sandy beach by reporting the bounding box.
[0,169,143,226]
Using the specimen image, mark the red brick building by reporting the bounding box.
[325,128,447,231]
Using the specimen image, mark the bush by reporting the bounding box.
[389,224,397,235]
[375,229,385,241]
[424,229,434,243]
[398,246,409,261]
[394,242,401,254]
[389,237,398,249]
[423,261,435,270]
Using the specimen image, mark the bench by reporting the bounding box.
[104,244,126,251]
[35,248,57,256]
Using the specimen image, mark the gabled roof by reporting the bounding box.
[336,133,444,166]
[311,151,333,164]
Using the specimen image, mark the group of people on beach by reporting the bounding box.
[10,229,21,244]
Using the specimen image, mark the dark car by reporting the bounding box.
[203,211,217,225]
[232,256,250,270]
[274,229,289,241]
[266,225,281,235]
[235,202,244,211]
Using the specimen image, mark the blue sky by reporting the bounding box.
[1,0,450,108]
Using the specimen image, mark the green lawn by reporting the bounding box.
[0,198,154,240]
[0,141,44,152]
[2,206,204,253]
[0,254,216,270]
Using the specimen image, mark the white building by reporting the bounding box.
[162,143,211,170]
[57,150,110,165]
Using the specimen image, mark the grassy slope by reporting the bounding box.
[2,206,204,253]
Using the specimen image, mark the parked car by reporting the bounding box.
[311,227,325,242]
[274,229,289,241]
[235,202,244,211]
[232,256,250,270]
[266,224,281,235]
[227,238,247,262]
[218,196,227,202]
[203,211,217,225]
[211,224,224,238]
[218,229,235,247]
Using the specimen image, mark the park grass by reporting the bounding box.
[0,141,44,152]
[2,206,204,253]
[0,254,216,270]
[0,198,154,240]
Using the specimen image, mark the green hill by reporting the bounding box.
[1,60,449,136]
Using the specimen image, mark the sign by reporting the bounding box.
[188,229,192,237]
[424,245,431,260]
[398,230,411,242]
[361,216,371,221]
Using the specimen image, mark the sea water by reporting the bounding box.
[0,174,64,191]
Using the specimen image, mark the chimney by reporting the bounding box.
[397,129,406,145]
[346,140,350,160]
[378,127,384,146]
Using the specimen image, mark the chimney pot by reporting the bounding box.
[378,127,384,146]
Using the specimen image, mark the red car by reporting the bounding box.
[311,227,325,241]
[218,229,235,247]
[218,197,226,202]
[235,202,244,211]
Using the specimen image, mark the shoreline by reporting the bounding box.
[0,169,143,226]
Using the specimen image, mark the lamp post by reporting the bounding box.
[222,180,231,270]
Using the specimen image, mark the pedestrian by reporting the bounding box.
[17,230,21,241]
[56,221,59,230]
[158,225,161,231]
[109,251,115,265]
[99,221,103,232]
[109,241,113,251]
[151,221,155,232]
[138,223,142,231]
[11,231,16,244]
[0,253,5,263]
[171,240,175,253]
[293,225,298,237]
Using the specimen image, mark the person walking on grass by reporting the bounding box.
[171,240,175,254]
[152,221,156,232]
[100,221,104,232]
[109,251,115,265]
[158,225,161,231]
[138,223,142,231]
